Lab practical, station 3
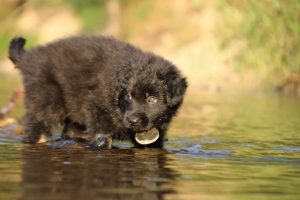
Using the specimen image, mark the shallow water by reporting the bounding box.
[1,93,300,200]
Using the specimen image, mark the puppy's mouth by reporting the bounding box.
[124,122,153,133]
[127,126,153,134]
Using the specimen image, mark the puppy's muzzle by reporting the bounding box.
[125,113,149,131]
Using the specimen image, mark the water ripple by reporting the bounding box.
[272,147,300,151]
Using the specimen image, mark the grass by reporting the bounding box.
[217,0,300,80]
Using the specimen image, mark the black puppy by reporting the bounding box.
[9,36,187,149]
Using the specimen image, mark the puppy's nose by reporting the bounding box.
[127,116,141,126]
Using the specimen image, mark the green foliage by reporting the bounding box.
[0,33,11,58]
[218,0,300,75]
[64,0,107,31]
[121,0,153,20]
[36,0,108,31]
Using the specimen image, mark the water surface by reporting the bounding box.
[1,93,300,200]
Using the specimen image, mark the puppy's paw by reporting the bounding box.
[22,133,50,144]
[87,134,112,150]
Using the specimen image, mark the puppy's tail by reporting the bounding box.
[9,37,26,64]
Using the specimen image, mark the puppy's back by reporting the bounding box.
[11,36,143,76]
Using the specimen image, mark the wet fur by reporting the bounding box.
[9,36,187,149]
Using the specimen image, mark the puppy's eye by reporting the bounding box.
[146,96,157,104]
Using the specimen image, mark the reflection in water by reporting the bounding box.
[20,146,178,200]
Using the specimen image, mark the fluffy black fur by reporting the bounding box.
[9,36,187,149]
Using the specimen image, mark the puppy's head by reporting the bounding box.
[116,55,187,133]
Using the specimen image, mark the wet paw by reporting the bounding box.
[88,134,112,150]
[22,133,50,144]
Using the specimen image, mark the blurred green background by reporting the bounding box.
[0,0,300,119]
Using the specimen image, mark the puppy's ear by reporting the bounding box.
[158,66,187,107]
[167,76,187,107]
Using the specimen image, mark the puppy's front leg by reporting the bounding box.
[85,107,113,150]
